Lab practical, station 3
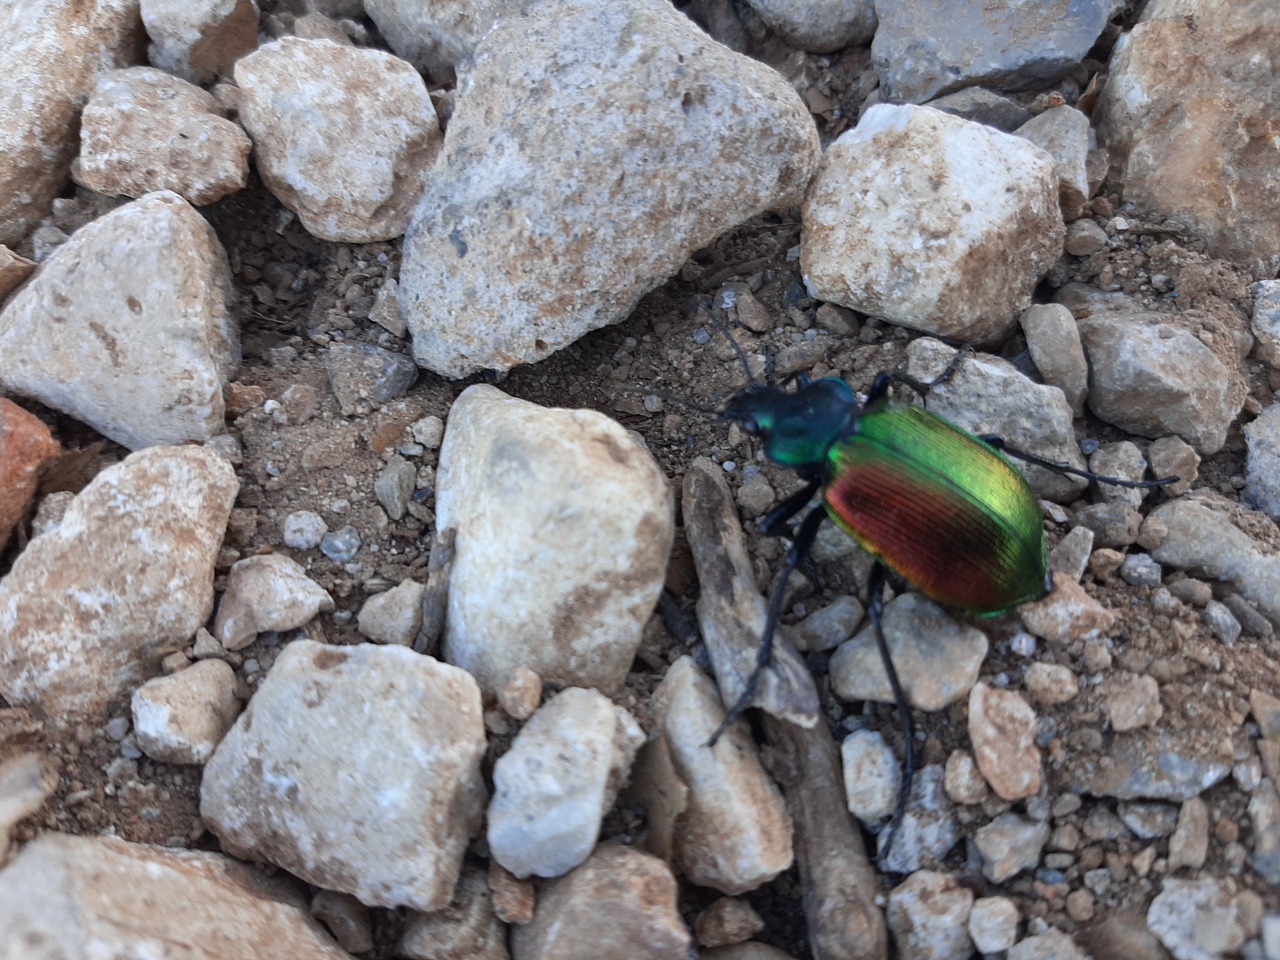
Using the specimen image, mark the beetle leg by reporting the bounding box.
[706,503,828,747]
[868,345,972,404]
[758,478,821,537]
[867,562,914,866]
[976,435,1180,489]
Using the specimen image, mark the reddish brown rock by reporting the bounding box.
[0,399,60,552]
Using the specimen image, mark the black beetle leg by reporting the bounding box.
[867,562,913,866]
[977,435,1179,489]
[758,478,821,537]
[707,504,827,747]
[868,345,972,404]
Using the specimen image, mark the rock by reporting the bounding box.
[1148,436,1199,496]
[1149,497,1280,626]
[363,0,521,80]
[437,386,673,695]
[1117,801,1177,840]
[1096,0,1280,278]
[1119,553,1162,588]
[1253,690,1280,740]
[702,946,797,960]
[374,454,418,520]
[282,510,328,549]
[1020,303,1088,416]
[648,657,793,894]
[1070,501,1142,549]
[1105,673,1163,732]
[974,813,1050,883]
[1072,729,1232,801]
[829,593,987,710]
[234,38,441,242]
[0,833,351,959]
[886,870,974,960]
[0,445,237,718]
[319,524,361,563]
[804,106,1062,344]
[369,277,407,337]
[324,342,418,416]
[1009,928,1092,960]
[0,753,58,859]
[1253,279,1280,367]
[488,861,534,926]
[840,729,901,824]
[794,595,864,652]
[1251,780,1280,886]
[0,398,61,553]
[1020,573,1116,643]
[1079,313,1242,455]
[142,0,259,85]
[925,87,1031,131]
[399,865,506,960]
[311,890,374,955]
[1014,106,1090,219]
[511,844,690,960]
[488,687,643,879]
[968,682,1041,801]
[213,554,335,651]
[1024,662,1079,706]
[0,192,239,449]
[0,0,144,247]
[73,66,251,204]
[1224,595,1272,639]
[1048,526,1095,582]
[1148,877,1251,960]
[410,415,445,449]
[0,245,36,297]
[1202,600,1242,645]
[496,666,542,721]
[1091,441,1150,509]
[201,641,487,911]
[1245,402,1280,519]
[400,0,819,378]
[695,897,765,949]
[741,0,876,53]
[878,764,960,873]
[1064,218,1108,256]
[131,659,240,764]
[943,749,989,805]
[357,578,425,646]
[1167,797,1209,872]
[969,896,1019,954]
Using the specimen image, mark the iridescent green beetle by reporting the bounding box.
[709,349,1176,860]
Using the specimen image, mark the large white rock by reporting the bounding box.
[802,104,1064,344]
[0,191,240,450]
[200,640,487,911]
[141,0,258,84]
[436,385,673,695]
[0,833,352,960]
[0,445,238,718]
[399,0,819,378]
[234,37,441,242]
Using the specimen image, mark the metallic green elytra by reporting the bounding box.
[723,376,1048,614]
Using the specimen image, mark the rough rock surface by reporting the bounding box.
[141,0,259,84]
[363,0,523,80]
[0,399,61,553]
[399,0,819,378]
[968,682,1042,801]
[0,191,239,450]
[131,659,241,764]
[741,0,876,54]
[213,553,335,651]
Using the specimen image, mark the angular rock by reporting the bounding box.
[400,866,507,960]
[73,66,251,205]
[511,845,690,960]
[794,594,864,653]
[400,0,819,378]
[974,813,1050,883]
[1024,662,1078,706]
[213,554,335,651]
[1064,217,1108,256]
[1148,877,1250,960]
[142,0,259,85]
[0,753,58,859]
[0,0,144,247]
[1251,780,1280,886]
[363,0,521,80]
[1096,0,1280,278]
[325,342,419,417]
[437,386,673,695]
[695,897,765,949]
[0,445,237,718]
[1252,279,1280,368]
[830,593,987,711]
[886,870,974,960]
[943,750,989,805]
[804,105,1062,344]
[741,0,876,53]
[925,87,1031,131]
[968,682,1041,801]
[1091,441,1150,509]
[374,455,417,520]
[0,192,240,449]
[1071,501,1142,550]
[283,510,328,549]
[1167,797,1209,872]
[1105,672,1163,732]
[311,890,374,955]
[0,833,351,960]
[906,337,1087,500]
[1245,401,1280,519]
[201,641,487,911]
[969,897,1019,955]
[0,398,61,553]
[1009,929,1092,960]
[488,687,643,879]
[1072,729,1232,801]
[1021,303,1088,416]
[1048,525,1094,582]
[1020,573,1116,643]
[1079,312,1241,455]
[131,659,240,764]
[357,578,425,646]
[1015,106,1091,218]
[840,729,901,824]
[235,37,441,242]
[878,764,959,873]
[649,657,793,894]
[0,245,36,297]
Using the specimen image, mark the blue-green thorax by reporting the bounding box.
[721,377,858,469]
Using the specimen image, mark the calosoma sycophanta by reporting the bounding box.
[706,344,1178,860]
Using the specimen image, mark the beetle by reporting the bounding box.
[705,344,1177,860]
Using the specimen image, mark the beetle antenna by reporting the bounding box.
[977,436,1181,489]
[707,301,764,390]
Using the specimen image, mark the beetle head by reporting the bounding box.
[722,377,858,469]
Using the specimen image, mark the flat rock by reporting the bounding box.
[0,445,237,718]
[1020,573,1117,643]
[399,0,819,378]
[1252,279,1280,368]
[1147,877,1250,960]
[131,659,241,764]
[0,398,61,553]
[213,554,335,651]
[0,191,240,449]
[886,870,974,960]
[0,833,351,960]
[1096,0,1280,278]
[804,105,1062,344]
[235,38,441,242]
[142,0,258,85]
[1104,672,1163,732]
[968,682,1042,801]
[73,66,250,205]
[0,0,144,247]
[925,87,1030,131]
[1071,729,1232,801]
[200,640,487,911]
[437,385,673,695]
[741,0,876,53]
[325,342,419,416]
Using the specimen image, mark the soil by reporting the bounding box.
[3,2,1279,957]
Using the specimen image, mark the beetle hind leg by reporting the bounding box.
[867,563,914,867]
[977,435,1180,489]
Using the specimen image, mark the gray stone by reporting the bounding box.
[1252,279,1280,367]
[1203,600,1242,645]
[925,87,1030,131]
[1064,218,1108,256]
[1118,801,1178,840]
[968,897,1019,954]
[357,579,425,646]
[319,524,361,562]
[1090,441,1150,509]
[142,0,259,85]
[1014,106,1090,219]
[1048,526,1094,582]
[1008,929,1092,960]
[1071,729,1231,801]
[742,0,876,53]
[1148,877,1251,960]
[363,0,522,80]
[886,870,974,960]
[795,594,864,653]
[1245,401,1280,518]
[1148,435,1200,496]
[325,343,418,416]
[1224,594,1273,638]
[1251,780,1280,886]
[282,510,327,549]
[1020,303,1088,416]
[374,454,417,521]
[877,765,959,874]
[840,729,900,824]
[1120,553,1163,587]
[1070,501,1141,549]
[974,813,1050,883]
[400,0,818,378]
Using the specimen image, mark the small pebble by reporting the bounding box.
[283,510,328,549]
[1119,553,1162,587]
[1203,600,1242,644]
[320,524,361,562]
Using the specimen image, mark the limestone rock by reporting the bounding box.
[0,446,237,718]
[968,682,1041,801]
[399,0,819,378]
[400,866,507,960]
[1244,401,1280,519]
[363,0,523,80]
[741,0,876,53]
[1014,106,1091,219]
[142,0,259,84]
[1020,303,1088,416]
[0,191,240,450]
[213,554,335,651]
[131,659,241,764]
[357,578,425,645]
[886,870,974,960]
